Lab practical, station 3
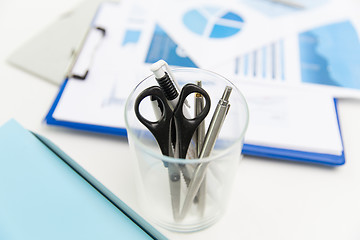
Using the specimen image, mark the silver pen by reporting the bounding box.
[194,81,206,215]
[195,81,206,157]
[180,86,232,219]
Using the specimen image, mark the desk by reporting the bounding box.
[1,0,360,239]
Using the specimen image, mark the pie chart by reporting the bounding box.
[182,6,245,38]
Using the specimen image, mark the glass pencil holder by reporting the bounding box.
[124,68,249,232]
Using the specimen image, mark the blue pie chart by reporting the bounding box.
[182,7,245,38]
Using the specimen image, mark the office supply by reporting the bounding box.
[194,80,206,215]
[151,60,185,107]
[135,84,183,220]
[70,26,106,79]
[195,81,206,157]
[200,86,232,158]
[136,87,181,221]
[151,60,197,160]
[45,1,345,166]
[45,2,196,135]
[135,86,175,157]
[195,81,206,156]
[125,67,248,231]
[7,0,115,85]
[0,119,166,240]
[135,84,210,220]
[180,86,232,220]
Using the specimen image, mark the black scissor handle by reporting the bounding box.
[134,86,173,157]
[173,83,211,158]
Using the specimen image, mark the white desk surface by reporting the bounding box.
[1,0,360,239]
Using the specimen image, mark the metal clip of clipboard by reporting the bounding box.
[67,26,106,80]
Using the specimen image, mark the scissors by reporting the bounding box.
[134,83,211,220]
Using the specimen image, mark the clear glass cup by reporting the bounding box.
[124,68,249,232]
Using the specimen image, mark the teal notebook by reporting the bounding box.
[0,120,166,240]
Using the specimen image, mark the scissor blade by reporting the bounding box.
[168,163,181,221]
[178,164,192,187]
[179,162,209,220]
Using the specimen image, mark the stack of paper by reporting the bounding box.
[44,0,360,166]
[151,0,359,96]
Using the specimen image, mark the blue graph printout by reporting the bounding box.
[299,20,360,89]
[145,25,197,67]
[182,7,244,38]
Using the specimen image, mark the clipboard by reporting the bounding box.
[46,83,345,166]
[45,2,345,166]
[45,1,197,136]
[7,0,118,85]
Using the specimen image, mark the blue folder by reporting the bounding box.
[0,120,166,240]
[45,89,345,167]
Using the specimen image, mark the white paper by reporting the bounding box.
[214,17,360,98]
[51,1,343,157]
[149,0,349,68]
[53,2,153,128]
[53,0,201,127]
[235,80,343,155]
